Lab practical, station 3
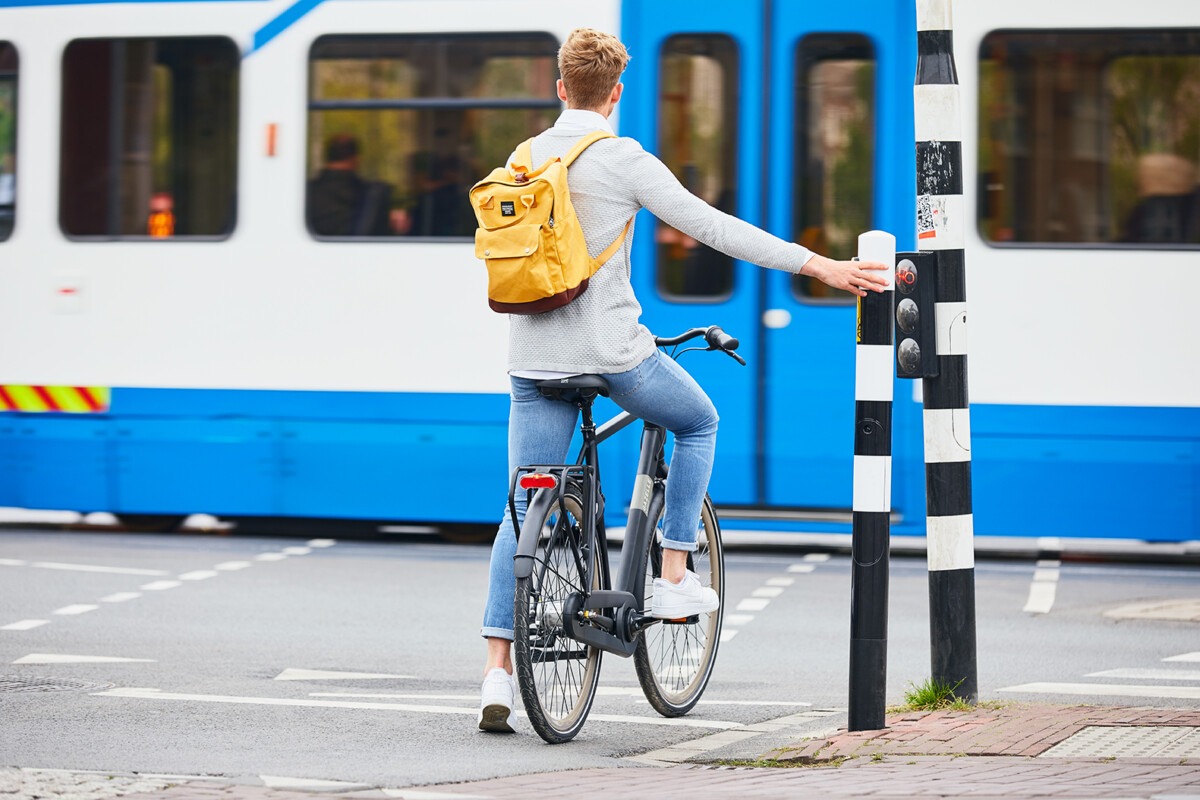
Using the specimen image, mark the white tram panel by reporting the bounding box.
[956,0,1200,410]
[0,0,620,395]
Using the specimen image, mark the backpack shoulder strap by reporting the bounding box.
[594,217,634,267]
[562,130,616,168]
[511,138,535,175]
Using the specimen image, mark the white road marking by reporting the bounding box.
[0,558,27,566]
[179,570,218,581]
[53,605,99,616]
[723,614,754,626]
[998,682,1200,700]
[100,592,141,603]
[281,547,312,556]
[1166,652,1200,663]
[719,629,739,643]
[311,693,480,701]
[261,776,370,791]
[752,587,784,598]
[635,699,814,707]
[1022,559,1060,614]
[787,564,816,573]
[804,553,831,562]
[383,789,489,799]
[766,577,795,587]
[1086,668,1200,681]
[274,668,416,681]
[2,620,49,631]
[14,653,155,664]
[214,561,252,571]
[140,580,182,591]
[627,710,839,765]
[255,553,288,562]
[736,598,770,612]
[30,562,168,576]
[307,539,337,548]
[94,687,742,729]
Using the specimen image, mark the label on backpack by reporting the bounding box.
[500,201,516,217]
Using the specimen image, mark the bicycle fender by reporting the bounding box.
[512,488,558,581]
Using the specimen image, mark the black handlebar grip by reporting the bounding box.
[706,326,740,352]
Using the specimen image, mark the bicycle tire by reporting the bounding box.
[513,485,603,743]
[633,491,724,717]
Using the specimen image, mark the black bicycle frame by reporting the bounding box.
[511,405,669,658]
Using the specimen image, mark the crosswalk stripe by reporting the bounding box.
[998,682,1200,700]
[1087,668,1200,681]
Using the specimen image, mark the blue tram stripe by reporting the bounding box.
[249,0,324,54]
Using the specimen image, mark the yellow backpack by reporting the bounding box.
[469,131,631,314]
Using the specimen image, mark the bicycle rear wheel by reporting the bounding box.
[633,491,724,716]
[513,485,603,743]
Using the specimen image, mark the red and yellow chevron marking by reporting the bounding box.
[0,386,110,413]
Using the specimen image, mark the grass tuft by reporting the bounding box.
[900,677,970,711]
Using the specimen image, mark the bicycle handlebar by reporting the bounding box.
[654,325,746,366]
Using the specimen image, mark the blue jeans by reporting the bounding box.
[481,350,719,640]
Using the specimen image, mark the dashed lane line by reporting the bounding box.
[100,592,141,603]
[752,587,785,598]
[787,564,815,574]
[1,620,49,631]
[139,580,182,591]
[92,687,744,729]
[52,604,99,616]
[1166,652,1200,663]
[179,570,219,581]
[1022,559,1060,614]
[735,598,770,612]
[2,540,337,633]
[723,614,754,625]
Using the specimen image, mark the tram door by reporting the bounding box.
[624,0,915,511]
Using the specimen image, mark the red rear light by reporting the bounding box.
[519,473,558,490]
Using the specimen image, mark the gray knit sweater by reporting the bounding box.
[507,110,814,375]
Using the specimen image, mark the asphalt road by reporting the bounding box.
[0,528,1196,792]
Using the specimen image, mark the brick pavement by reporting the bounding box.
[6,704,1200,799]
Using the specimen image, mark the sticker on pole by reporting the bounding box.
[917,194,938,241]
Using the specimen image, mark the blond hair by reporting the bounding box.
[558,28,631,110]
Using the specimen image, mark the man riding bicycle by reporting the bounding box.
[479,27,889,733]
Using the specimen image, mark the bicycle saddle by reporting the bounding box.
[535,374,611,399]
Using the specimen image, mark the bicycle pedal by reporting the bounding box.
[662,614,701,625]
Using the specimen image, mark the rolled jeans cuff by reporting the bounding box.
[481,626,514,641]
[661,537,699,553]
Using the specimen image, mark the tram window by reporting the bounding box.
[980,30,1200,247]
[307,34,559,239]
[793,35,875,302]
[0,43,16,242]
[656,35,738,300]
[59,38,238,240]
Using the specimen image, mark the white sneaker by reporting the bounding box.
[650,570,720,619]
[478,668,517,733]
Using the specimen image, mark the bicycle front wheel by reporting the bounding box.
[633,492,724,717]
[513,486,602,743]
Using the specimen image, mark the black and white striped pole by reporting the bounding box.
[913,0,978,703]
[848,230,896,732]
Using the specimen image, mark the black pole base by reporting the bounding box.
[930,567,978,703]
[848,637,888,731]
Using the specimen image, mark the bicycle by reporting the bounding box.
[509,325,744,744]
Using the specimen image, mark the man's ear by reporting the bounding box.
[557,79,569,103]
[610,82,624,105]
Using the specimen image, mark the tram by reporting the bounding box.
[0,0,1196,540]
